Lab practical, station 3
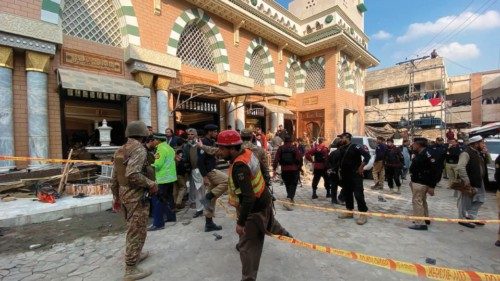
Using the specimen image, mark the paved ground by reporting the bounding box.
[0,176,499,281]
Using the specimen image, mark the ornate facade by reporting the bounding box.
[0,0,378,170]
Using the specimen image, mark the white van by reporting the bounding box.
[330,136,377,177]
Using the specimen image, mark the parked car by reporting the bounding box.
[485,138,500,191]
[330,136,377,178]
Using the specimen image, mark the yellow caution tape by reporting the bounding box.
[272,235,500,281]
[276,199,500,224]
[0,155,112,165]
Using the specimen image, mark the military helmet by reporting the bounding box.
[125,121,150,137]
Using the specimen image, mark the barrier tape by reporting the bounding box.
[0,155,112,165]
[276,199,500,224]
[272,235,500,281]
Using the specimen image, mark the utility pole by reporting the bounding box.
[396,56,447,139]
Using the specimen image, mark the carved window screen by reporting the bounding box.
[304,62,325,91]
[338,55,349,89]
[249,47,266,85]
[62,0,122,47]
[177,23,216,72]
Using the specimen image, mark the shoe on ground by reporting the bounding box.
[282,198,294,211]
[235,243,240,252]
[282,230,293,238]
[331,199,339,205]
[192,210,203,218]
[124,265,152,281]
[356,215,367,225]
[395,188,401,194]
[425,220,431,225]
[138,251,149,263]
[370,185,378,190]
[473,222,485,226]
[312,193,318,199]
[164,218,176,223]
[458,222,475,228]
[205,222,222,232]
[408,224,428,231]
[337,199,346,205]
[389,189,395,194]
[147,225,164,231]
[338,212,354,219]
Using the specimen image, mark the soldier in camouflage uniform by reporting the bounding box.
[111,121,158,281]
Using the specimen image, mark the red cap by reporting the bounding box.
[216,130,243,146]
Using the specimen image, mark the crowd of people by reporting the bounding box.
[110,120,500,281]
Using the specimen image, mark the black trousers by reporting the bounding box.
[341,175,368,212]
[281,170,299,200]
[385,167,401,189]
[312,169,330,192]
[329,174,339,201]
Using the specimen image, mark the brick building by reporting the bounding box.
[0,0,378,171]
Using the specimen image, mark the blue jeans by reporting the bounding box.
[152,183,176,227]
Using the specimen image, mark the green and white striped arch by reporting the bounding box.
[167,8,230,73]
[284,55,306,93]
[40,0,141,46]
[303,56,325,69]
[244,38,275,85]
[338,53,355,92]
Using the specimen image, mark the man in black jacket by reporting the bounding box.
[198,124,227,232]
[384,139,404,194]
[337,133,371,225]
[456,135,486,228]
[408,138,440,231]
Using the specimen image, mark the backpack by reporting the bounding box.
[280,146,297,165]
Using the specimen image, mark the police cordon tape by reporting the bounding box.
[0,155,112,165]
[272,235,500,281]
[215,198,500,280]
[276,199,500,224]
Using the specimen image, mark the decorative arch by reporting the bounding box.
[243,38,275,85]
[353,62,365,96]
[303,56,325,91]
[284,55,306,93]
[41,0,141,46]
[337,53,352,91]
[167,8,230,73]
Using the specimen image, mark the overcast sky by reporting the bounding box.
[276,0,500,76]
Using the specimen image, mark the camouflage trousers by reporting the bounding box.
[204,169,228,218]
[123,201,149,266]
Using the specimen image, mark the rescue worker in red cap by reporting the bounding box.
[216,130,292,281]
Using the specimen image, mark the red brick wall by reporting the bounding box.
[12,52,29,168]
[0,0,41,20]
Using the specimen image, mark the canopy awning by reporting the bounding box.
[57,68,148,97]
[255,101,294,115]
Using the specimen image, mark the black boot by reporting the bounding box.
[205,218,222,232]
[312,189,318,199]
[326,189,331,198]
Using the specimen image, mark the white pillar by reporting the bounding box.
[382,89,389,104]
[227,102,235,129]
[0,66,14,171]
[277,113,285,129]
[270,112,279,133]
[138,88,152,126]
[157,90,169,133]
[27,71,49,168]
[235,102,245,130]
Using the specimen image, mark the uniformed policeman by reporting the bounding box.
[216,130,291,281]
[408,137,439,231]
[198,124,228,232]
[336,132,371,225]
[110,121,158,280]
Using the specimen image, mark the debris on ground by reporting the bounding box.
[213,233,222,241]
[425,257,436,265]
[29,244,42,250]
[378,195,387,202]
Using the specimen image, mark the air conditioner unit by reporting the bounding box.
[370,98,379,106]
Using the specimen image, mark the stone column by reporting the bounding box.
[226,101,235,129]
[26,51,51,168]
[270,112,278,133]
[277,113,285,128]
[155,76,171,133]
[134,72,154,127]
[0,46,14,171]
[235,101,245,130]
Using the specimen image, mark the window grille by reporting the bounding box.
[304,62,325,91]
[249,47,266,85]
[289,67,297,93]
[337,55,349,89]
[62,0,122,47]
[177,23,216,71]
